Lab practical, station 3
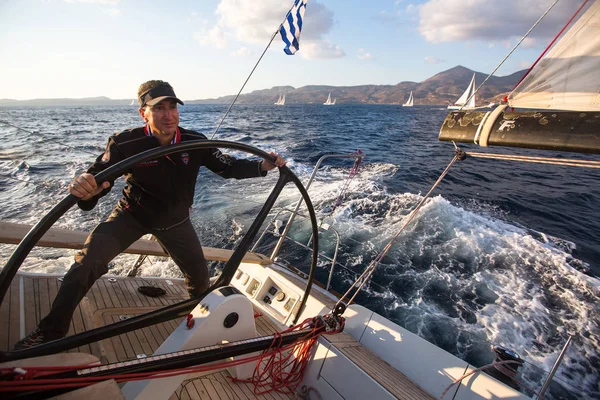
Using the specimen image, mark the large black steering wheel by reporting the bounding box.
[0,141,319,362]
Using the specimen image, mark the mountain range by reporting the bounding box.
[0,66,526,107]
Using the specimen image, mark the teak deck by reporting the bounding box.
[0,274,294,400]
[1,273,434,400]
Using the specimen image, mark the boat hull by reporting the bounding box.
[439,110,600,154]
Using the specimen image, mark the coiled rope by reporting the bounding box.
[230,315,344,395]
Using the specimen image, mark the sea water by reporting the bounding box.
[1,104,599,399]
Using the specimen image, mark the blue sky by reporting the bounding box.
[0,0,585,101]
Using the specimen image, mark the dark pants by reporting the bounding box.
[39,207,209,338]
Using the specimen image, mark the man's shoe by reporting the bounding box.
[13,328,54,350]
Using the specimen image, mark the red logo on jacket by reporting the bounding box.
[181,153,190,165]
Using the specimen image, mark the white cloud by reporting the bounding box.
[358,48,374,60]
[64,0,120,4]
[302,40,345,60]
[197,0,342,59]
[102,8,120,16]
[373,9,400,23]
[187,12,209,26]
[519,60,533,69]
[521,37,538,49]
[213,0,286,45]
[193,26,228,49]
[65,0,121,15]
[485,40,510,49]
[418,0,582,44]
[405,4,416,13]
[231,47,251,57]
[424,56,444,64]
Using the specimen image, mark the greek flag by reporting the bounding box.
[279,0,308,55]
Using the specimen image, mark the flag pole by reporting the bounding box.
[210,0,302,139]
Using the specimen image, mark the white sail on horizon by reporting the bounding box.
[448,74,476,110]
[274,93,286,105]
[324,92,335,105]
[402,91,414,107]
[509,0,600,111]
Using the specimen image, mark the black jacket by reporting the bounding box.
[79,126,266,229]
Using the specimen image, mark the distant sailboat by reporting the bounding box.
[324,93,335,105]
[274,93,286,106]
[402,91,414,107]
[129,100,135,106]
[448,74,476,110]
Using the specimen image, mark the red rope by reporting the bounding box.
[510,0,590,96]
[0,350,283,392]
[0,316,344,394]
[230,316,344,395]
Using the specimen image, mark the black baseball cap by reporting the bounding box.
[138,82,184,107]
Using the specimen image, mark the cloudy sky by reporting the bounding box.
[0,0,586,100]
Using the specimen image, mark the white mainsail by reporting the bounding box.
[402,91,414,107]
[448,73,476,110]
[324,93,334,105]
[508,1,600,111]
[129,100,135,106]
[274,94,286,105]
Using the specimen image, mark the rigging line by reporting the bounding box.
[267,232,585,392]
[335,149,465,309]
[209,0,298,140]
[321,152,363,222]
[263,202,365,247]
[0,119,98,156]
[260,229,369,280]
[259,229,390,295]
[456,0,559,112]
[467,152,600,168]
